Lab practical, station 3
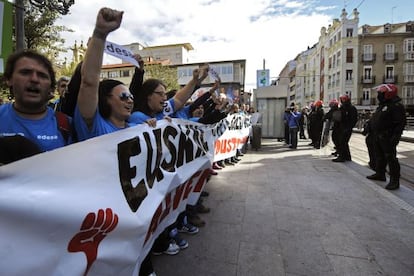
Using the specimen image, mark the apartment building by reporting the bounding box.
[277,8,414,115]
[358,21,414,115]
[290,8,360,108]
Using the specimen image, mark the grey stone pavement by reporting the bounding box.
[152,137,414,276]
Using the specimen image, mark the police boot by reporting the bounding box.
[385,177,400,190]
[366,173,386,181]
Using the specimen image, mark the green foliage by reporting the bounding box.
[2,1,74,102]
[143,64,179,91]
[23,2,73,63]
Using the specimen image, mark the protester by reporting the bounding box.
[49,75,70,111]
[332,94,357,162]
[0,50,73,152]
[73,8,135,141]
[129,66,208,126]
[284,105,301,149]
[70,7,158,276]
[298,107,308,139]
[366,84,406,190]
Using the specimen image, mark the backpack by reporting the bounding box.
[55,111,77,143]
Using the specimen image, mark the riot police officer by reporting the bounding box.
[332,94,358,162]
[366,84,406,190]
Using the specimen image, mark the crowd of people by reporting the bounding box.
[0,7,254,276]
[0,6,408,275]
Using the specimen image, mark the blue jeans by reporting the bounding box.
[289,127,298,148]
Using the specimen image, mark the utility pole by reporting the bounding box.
[15,0,25,51]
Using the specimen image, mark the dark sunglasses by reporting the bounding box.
[117,92,134,101]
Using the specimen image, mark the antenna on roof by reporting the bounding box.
[391,6,397,24]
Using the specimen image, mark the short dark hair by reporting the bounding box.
[3,50,56,91]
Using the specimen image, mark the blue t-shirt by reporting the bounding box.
[74,105,135,141]
[172,105,191,119]
[129,98,176,124]
[0,104,68,151]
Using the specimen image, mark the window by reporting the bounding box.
[403,38,414,59]
[384,23,391,33]
[363,44,373,61]
[362,89,370,100]
[346,28,353,37]
[385,44,395,60]
[346,70,353,80]
[122,70,130,77]
[346,48,353,63]
[364,67,372,79]
[404,63,414,82]
[385,66,394,78]
[402,86,414,104]
[108,71,119,78]
[337,51,341,65]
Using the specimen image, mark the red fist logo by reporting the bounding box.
[68,208,119,276]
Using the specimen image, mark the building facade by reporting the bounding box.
[276,8,414,115]
[358,21,414,114]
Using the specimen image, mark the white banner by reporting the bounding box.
[0,119,223,275]
[104,40,139,68]
[213,114,250,161]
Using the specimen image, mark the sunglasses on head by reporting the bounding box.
[117,92,134,101]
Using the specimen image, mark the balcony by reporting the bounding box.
[404,75,414,83]
[383,75,398,83]
[404,52,414,60]
[402,97,414,105]
[345,79,353,85]
[361,75,376,84]
[361,53,376,62]
[357,98,377,106]
[383,52,398,61]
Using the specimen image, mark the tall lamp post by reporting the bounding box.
[15,0,75,51]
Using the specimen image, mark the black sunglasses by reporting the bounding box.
[117,92,134,101]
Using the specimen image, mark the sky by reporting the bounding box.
[55,0,414,92]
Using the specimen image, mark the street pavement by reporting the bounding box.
[152,138,414,276]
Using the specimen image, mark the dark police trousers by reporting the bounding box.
[374,135,400,179]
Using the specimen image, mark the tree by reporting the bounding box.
[144,64,179,91]
[23,1,73,64]
[2,1,74,102]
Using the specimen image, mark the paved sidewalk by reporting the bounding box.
[152,139,414,276]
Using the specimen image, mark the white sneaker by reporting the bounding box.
[153,242,180,256]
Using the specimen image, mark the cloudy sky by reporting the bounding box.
[56,0,413,91]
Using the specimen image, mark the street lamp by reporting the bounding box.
[28,0,75,15]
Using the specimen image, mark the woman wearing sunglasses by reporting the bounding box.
[129,66,208,127]
[73,8,135,141]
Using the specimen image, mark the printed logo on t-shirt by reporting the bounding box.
[163,101,173,116]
